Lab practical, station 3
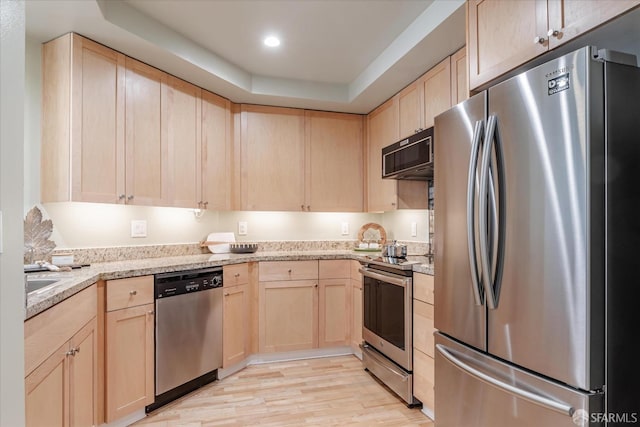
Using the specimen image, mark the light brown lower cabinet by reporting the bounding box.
[105,275,154,422]
[24,283,97,427]
[259,279,319,352]
[412,272,435,415]
[223,283,249,367]
[25,318,97,427]
[318,278,351,347]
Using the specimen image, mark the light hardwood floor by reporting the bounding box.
[132,355,433,426]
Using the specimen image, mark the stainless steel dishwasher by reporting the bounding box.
[147,267,223,412]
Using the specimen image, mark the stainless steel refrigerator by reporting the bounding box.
[433,46,640,427]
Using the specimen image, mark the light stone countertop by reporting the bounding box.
[25,250,434,320]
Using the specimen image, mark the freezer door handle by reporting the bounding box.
[436,344,575,417]
[466,119,485,306]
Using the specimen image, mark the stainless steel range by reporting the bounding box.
[360,256,420,407]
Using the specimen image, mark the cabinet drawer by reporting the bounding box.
[319,260,350,279]
[259,261,318,281]
[106,275,153,311]
[413,348,435,413]
[414,272,434,304]
[223,263,249,287]
[413,299,435,358]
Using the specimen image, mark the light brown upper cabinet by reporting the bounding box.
[450,46,468,105]
[162,76,201,209]
[305,111,364,212]
[423,56,452,128]
[468,0,640,90]
[239,105,306,211]
[201,90,232,211]
[239,106,364,212]
[125,57,166,206]
[398,80,423,140]
[367,97,399,212]
[42,33,126,204]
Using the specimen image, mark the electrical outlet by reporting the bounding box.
[131,220,147,238]
[341,222,349,236]
[411,222,417,237]
[238,221,248,235]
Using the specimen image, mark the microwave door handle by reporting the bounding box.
[467,119,484,306]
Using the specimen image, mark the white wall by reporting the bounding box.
[0,0,26,424]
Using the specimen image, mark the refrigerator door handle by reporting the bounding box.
[480,115,504,310]
[436,344,575,417]
[466,119,485,306]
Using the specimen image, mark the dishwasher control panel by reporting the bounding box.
[155,267,223,298]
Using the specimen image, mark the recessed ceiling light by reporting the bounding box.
[263,36,280,48]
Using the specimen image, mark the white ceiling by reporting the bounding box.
[25,0,466,114]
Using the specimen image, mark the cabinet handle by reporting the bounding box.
[148,310,155,315]
[234,273,240,277]
[65,349,75,357]
[130,290,137,296]
[534,36,546,45]
[73,346,80,355]
[391,202,396,206]
[118,194,126,200]
[288,269,292,273]
[203,201,208,209]
[127,195,134,201]
[314,284,318,288]
[224,292,230,296]
[307,205,311,211]
[301,204,305,210]
[547,29,559,38]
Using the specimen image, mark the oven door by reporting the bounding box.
[361,266,413,371]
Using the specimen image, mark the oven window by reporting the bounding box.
[363,275,405,349]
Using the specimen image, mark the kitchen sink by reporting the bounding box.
[25,278,59,293]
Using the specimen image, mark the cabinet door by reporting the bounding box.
[202,90,232,210]
[450,46,468,105]
[319,278,351,347]
[413,348,435,415]
[305,111,364,212]
[223,284,249,367]
[351,278,363,352]
[413,300,435,358]
[25,341,69,427]
[547,0,640,49]
[106,303,154,422]
[69,318,97,427]
[367,98,398,212]
[397,80,423,139]
[423,57,452,128]
[467,0,548,90]
[70,35,126,204]
[240,105,305,211]
[163,76,202,208]
[259,280,318,352]
[125,58,166,206]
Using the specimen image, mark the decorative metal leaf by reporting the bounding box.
[24,206,56,263]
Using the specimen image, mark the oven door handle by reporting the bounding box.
[359,267,410,287]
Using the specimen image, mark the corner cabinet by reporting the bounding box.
[258,261,319,352]
[24,284,98,427]
[467,0,640,90]
[239,106,365,212]
[105,275,154,422]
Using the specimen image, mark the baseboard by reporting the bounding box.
[421,406,435,420]
[100,409,145,427]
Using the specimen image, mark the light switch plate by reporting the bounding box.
[238,221,248,235]
[131,220,147,238]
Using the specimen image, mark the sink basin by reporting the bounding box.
[26,278,59,293]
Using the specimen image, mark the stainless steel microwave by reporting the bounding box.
[382,127,433,180]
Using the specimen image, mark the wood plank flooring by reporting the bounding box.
[132,355,433,426]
